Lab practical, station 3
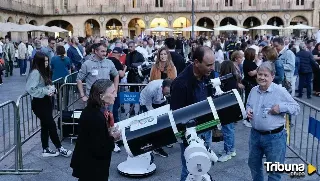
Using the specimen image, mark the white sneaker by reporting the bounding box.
[42,147,59,157]
[230,151,236,157]
[218,150,236,157]
[58,147,72,157]
[218,153,232,162]
[113,143,121,153]
[243,120,252,128]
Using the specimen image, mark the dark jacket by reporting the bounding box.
[170,64,218,111]
[169,50,186,75]
[67,46,83,70]
[296,49,318,74]
[125,50,145,83]
[70,106,115,180]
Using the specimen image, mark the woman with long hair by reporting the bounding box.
[25,52,72,157]
[312,43,320,96]
[261,46,284,85]
[150,47,177,81]
[70,79,120,181]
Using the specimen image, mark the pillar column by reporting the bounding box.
[168,21,173,37]
[122,22,129,37]
[100,22,106,37]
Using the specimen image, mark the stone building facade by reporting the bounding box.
[0,0,319,39]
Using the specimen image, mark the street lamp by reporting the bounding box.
[90,19,94,29]
[273,20,277,26]
[204,21,207,27]
[191,0,195,39]
[250,18,253,27]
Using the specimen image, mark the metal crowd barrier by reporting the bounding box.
[0,77,64,174]
[287,97,320,175]
[64,71,78,84]
[58,83,86,142]
[0,100,41,174]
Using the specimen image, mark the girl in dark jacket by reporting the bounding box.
[218,60,239,162]
[70,79,121,181]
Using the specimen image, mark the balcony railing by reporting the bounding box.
[0,0,43,15]
[43,0,314,15]
[0,0,314,16]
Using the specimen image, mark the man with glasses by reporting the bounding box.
[139,78,173,157]
[43,37,56,62]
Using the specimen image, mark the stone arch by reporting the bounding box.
[7,17,14,23]
[219,17,237,26]
[196,17,214,29]
[243,16,261,28]
[84,19,100,37]
[267,16,284,26]
[29,20,38,25]
[18,18,25,25]
[106,18,122,38]
[150,17,169,28]
[172,17,191,28]
[266,16,284,35]
[243,16,262,38]
[46,20,73,37]
[289,15,308,25]
[128,18,146,39]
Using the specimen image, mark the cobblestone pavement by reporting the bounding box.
[0,67,319,181]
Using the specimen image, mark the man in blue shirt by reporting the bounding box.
[170,46,216,181]
[246,61,300,181]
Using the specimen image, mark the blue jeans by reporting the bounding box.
[222,123,235,154]
[180,130,212,181]
[248,129,287,181]
[19,59,27,75]
[112,92,120,123]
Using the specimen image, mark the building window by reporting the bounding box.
[249,0,256,6]
[155,0,163,7]
[272,0,280,5]
[87,0,94,6]
[296,0,304,5]
[133,0,141,8]
[225,0,233,6]
[202,0,209,7]
[62,0,68,8]
[179,0,186,7]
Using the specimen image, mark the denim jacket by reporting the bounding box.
[278,48,295,81]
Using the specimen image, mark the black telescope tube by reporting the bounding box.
[124,90,244,156]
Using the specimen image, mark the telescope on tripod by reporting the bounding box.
[116,73,246,181]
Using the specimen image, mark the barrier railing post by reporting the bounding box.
[0,101,42,174]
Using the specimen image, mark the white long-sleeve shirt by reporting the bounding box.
[214,49,224,64]
[18,42,27,59]
[139,79,166,111]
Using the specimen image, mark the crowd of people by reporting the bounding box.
[0,30,318,181]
